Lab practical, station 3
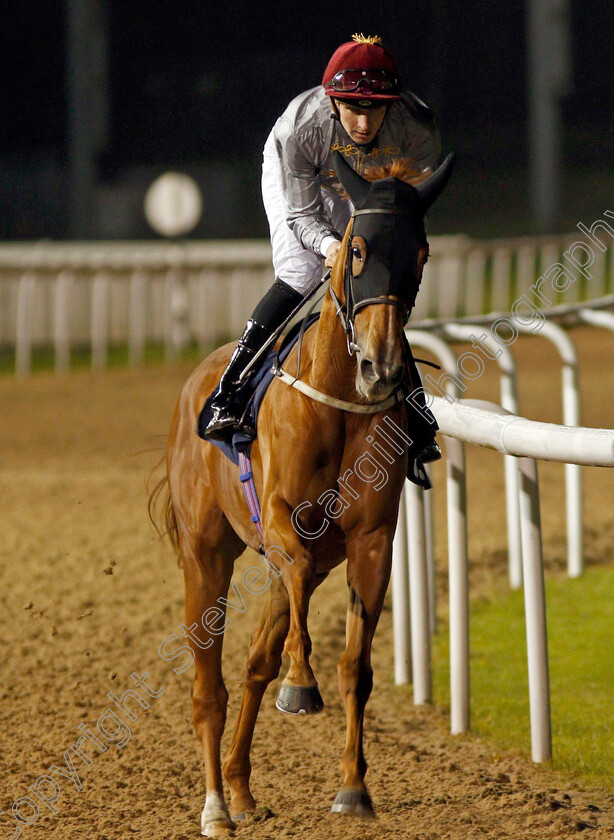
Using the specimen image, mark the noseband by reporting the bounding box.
[328,207,415,356]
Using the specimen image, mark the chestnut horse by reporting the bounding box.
[156,151,454,836]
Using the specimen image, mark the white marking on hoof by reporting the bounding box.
[201,792,235,837]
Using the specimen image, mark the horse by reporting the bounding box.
[153,149,454,836]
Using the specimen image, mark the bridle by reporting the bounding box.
[328,207,417,357]
[273,194,429,414]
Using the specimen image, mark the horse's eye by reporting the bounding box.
[351,235,367,276]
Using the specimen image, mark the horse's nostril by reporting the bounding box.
[360,358,404,388]
[360,358,377,382]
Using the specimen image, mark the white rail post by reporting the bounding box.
[491,247,512,311]
[538,239,561,282]
[430,396,614,759]
[464,246,487,315]
[166,266,190,359]
[434,236,470,318]
[91,271,110,370]
[54,270,73,374]
[515,243,539,298]
[16,271,36,377]
[424,466,437,636]
[445,433,470,733]
[405,330,463,642]
[551,325,581,578]
[442,323,523,589]
[391,493,411,685]
[519,320,582,577]
[195,268,216,356]
[518,455,552,762]
[164,269,177,361]
[129,269,147,366]
[406,481,431,704]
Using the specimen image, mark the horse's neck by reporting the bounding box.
[310,291,358,402]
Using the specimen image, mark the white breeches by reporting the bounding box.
[261,132,352,296]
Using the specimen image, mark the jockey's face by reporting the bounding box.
[336,101,387,146]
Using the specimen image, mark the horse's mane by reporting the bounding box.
[333,158,431,201]
[363,158,431,186]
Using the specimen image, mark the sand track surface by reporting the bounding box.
[1,326,613,839]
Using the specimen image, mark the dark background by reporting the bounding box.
[2,1,612,240]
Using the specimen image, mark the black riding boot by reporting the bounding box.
[202,319,272,441]
[406,399,442,462]
[200,279,303,442]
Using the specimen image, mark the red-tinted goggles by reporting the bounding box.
[326,68,399,93]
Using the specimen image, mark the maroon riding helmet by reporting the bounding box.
[322,34,402,105]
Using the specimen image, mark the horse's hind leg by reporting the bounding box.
[180,521,244,838]
[222,575,290,819]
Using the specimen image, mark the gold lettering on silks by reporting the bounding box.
[331,141,402,174]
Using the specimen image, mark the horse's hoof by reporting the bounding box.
[201,794,236,837]
[232,805,275,823]
[201,819,235,838]
[331,787,375,816]
[275,683,324,715]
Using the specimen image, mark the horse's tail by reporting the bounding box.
[147,459,180,557]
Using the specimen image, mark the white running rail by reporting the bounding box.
[392,396,614,762]
[0,231,610,375]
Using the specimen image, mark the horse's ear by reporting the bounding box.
[333,150,371,207]
[414,153,456,212]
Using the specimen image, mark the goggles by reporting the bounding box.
[326,68,399,94]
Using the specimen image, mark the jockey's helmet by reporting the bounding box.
[322,34,401,104]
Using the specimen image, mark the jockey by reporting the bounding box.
[202,34,442,465]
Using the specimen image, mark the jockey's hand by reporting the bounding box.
[325,240,342,269]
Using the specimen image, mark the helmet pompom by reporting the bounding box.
[351,34,383,45]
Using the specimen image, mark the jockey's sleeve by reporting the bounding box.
[272,118,340,257]
[411,125,442,174]
[395,92,442,174]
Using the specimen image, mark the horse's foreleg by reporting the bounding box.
[263,496,323,715]
[223,577,290,819]
[182,546,237,838]
[333,531,393,817]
